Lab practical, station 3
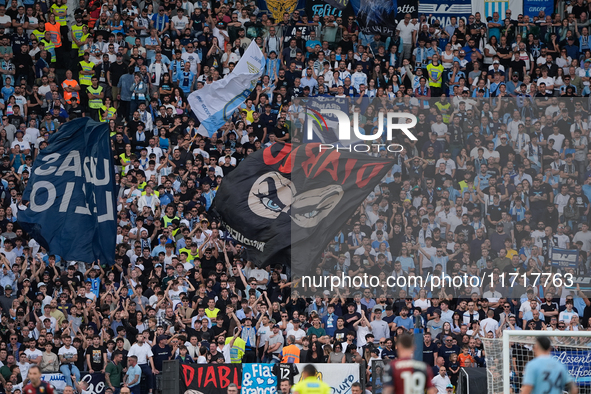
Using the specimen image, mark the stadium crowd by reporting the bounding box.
[1,0,591,394]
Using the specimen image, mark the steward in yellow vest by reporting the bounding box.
[87,77,104,121]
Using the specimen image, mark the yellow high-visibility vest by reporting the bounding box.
[87,85,103,109]
[79,60,94,85]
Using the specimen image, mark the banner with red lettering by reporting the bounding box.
[180,364,243,394]
[212,142,393,277]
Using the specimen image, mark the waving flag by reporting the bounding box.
[212,143,392,276]
[18,118,117,266]
[188,41,265,137]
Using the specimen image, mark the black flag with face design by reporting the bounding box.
[212,143,393,276]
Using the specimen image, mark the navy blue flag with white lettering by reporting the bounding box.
[17,118,116,266]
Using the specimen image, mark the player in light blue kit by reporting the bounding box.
[521,336,578,394]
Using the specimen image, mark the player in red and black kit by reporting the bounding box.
[382,334,437,394]
[24,366,55,394]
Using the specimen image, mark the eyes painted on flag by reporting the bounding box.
[248,171,343,228]
[256,178,287,212]
[291,184,343,228]
[248,172,295,219]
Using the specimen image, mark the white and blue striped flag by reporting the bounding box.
[188,41,265,137]
[471,0,522,20]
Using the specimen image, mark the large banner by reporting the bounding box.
[523,0,554,18]
[349,0,406,35]
[257,0,306,21]
[305,0,355,18]
[188,41,265,137]
[551,248,579,269]
[17,118,116,266]
[211,143,393,275]
[41,372,106,394]
[81,372,107,394]
[573,276,591,291]
[42,373,66,392]
[177,363,359,394]
[180,364,243,394]
[242,364,277,394]
[470,0,523,20]
[281,24,314,44]
[292,364,360,394]
[419,0,472,25]
[325,0,349,10]
[552,350,591,385]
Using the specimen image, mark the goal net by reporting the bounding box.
[482,331,591,394]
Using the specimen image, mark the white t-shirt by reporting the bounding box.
[537,76,555,94]
[146,146,163,162]
[414,298,431,311]
[24,348,43,361]
[355,325,371,349]
[548,133,565,151]
[25,127,40,146]
[212,27,228,49]
[38,84,51,97]
[11,139,30,152]
[0,15,11,34]
[144,169,157,181]
[257,324,271,347]
[573,230,591,251]
[250,268,268,290]
[191,315,211,329]
[14,94,26,113]
[0,248,16,266]
[85,291,97,301]
[519,301,539,316]
[558,310,578,324]
[181,51,200,75]
[17,361,29,382]
[554,233,569,249]
[58,345,77,363]
[168,289,182,301]
[579,68,591,86]
[479,317,499,337]
[222,344,231,363]
[431,123,448,141]
[25,16,38,36]
[218,156,237,166]
[435,158,456,175]
[171,15,189,31]
[39,315,57,331]
[483,149,500,161]
[396,20,417,42]
[127,342,154,364]
[286,328,306,349]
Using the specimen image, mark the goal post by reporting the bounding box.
[482,330,591,394]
